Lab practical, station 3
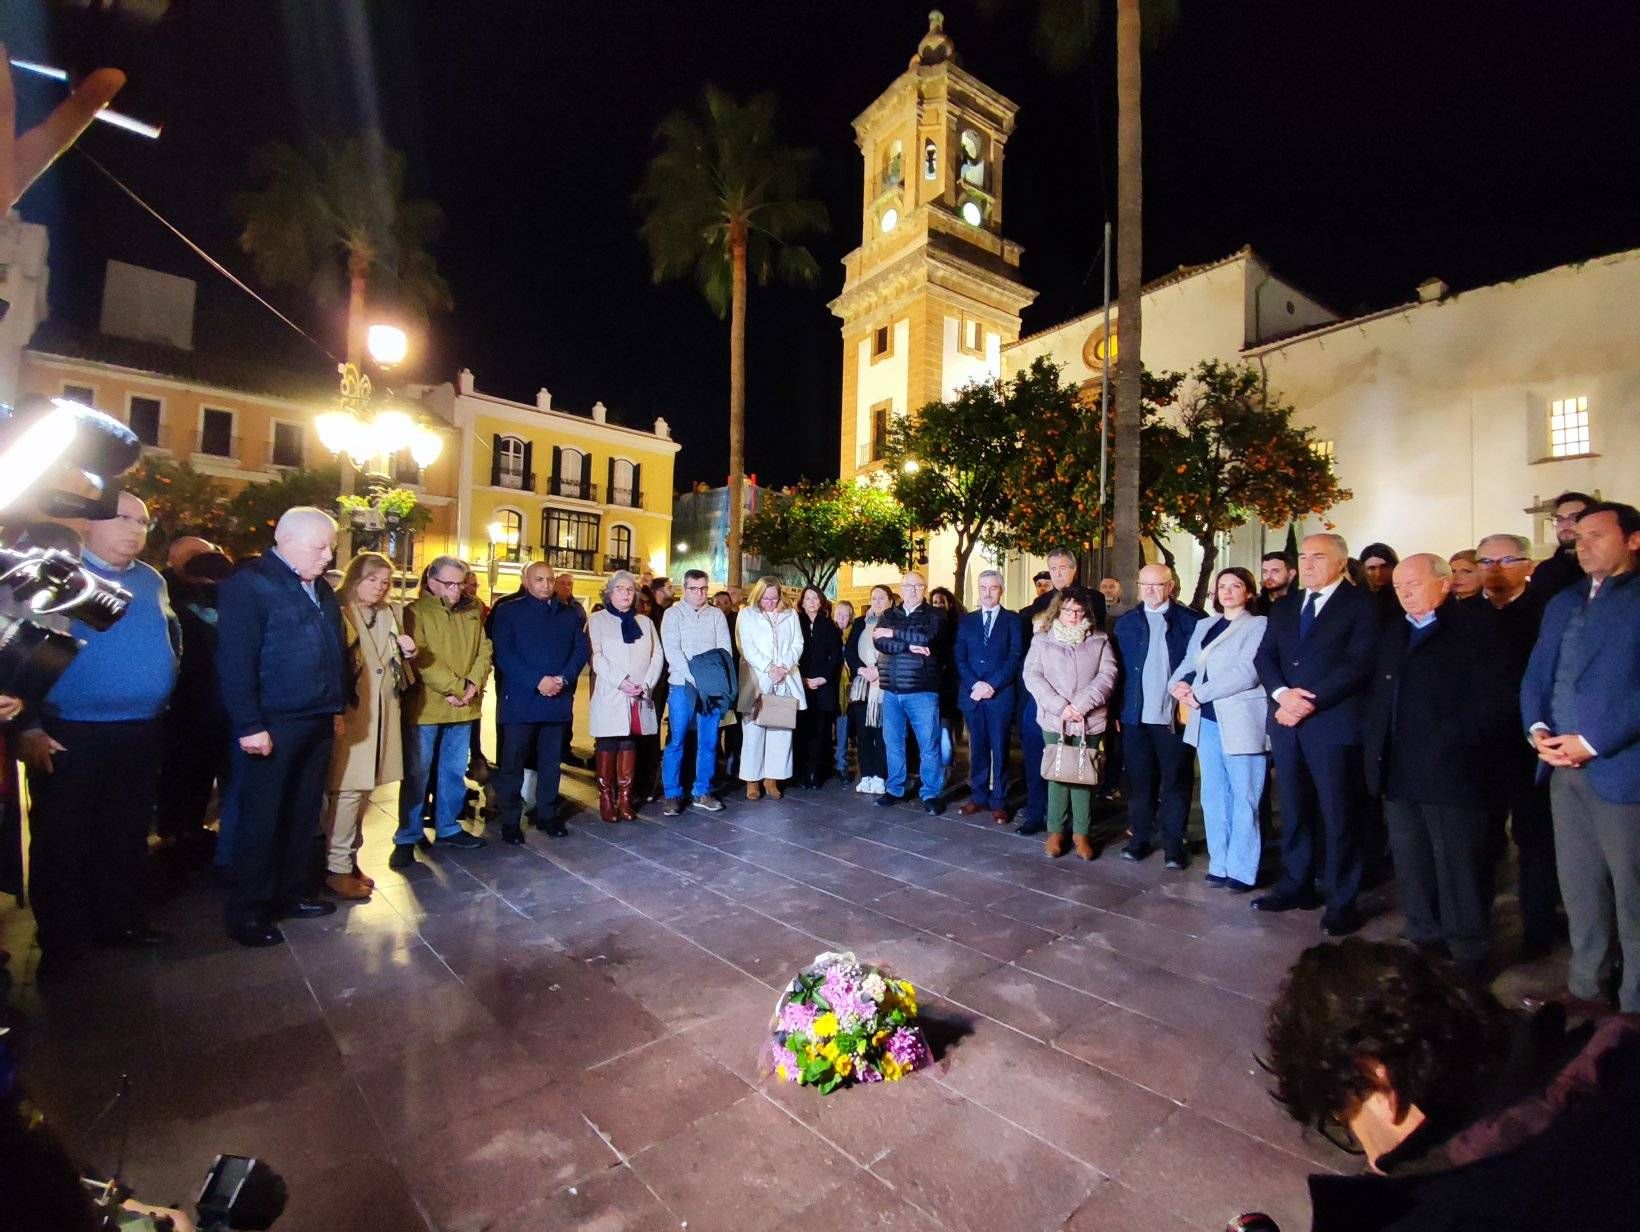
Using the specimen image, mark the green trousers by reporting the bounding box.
[1043,730,1096,836]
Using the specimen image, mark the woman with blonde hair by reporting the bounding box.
[844,585,893,794]
[324,551,417,898]
[587,569,664,821]
[736,575,805,798]
[1022,585,1118,860]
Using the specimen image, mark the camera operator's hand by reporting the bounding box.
[121,1198,196,1231]
[2,45,128,210]
[17,728,64,775]
[0,694,22,722]
[239,730,273,756]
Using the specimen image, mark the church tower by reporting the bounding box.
[832,12,1036,594]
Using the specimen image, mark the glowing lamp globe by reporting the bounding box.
[366,323,409,368]
[315,410,358,455]
[409,425,443,468]
[369,408,414,454]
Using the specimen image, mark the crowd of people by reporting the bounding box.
[2,490,1638,1025]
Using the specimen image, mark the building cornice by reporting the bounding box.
[25,349,346,419]
[830,243,1036,324]
[455,393,681,454]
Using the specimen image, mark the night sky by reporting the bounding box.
[8,1,1640,489]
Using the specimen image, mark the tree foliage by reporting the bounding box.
[883,360,1059,595]
[742,480,911,594]
[124,457,230,563]
[218,465,343,560]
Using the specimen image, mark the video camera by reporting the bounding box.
[81,1154,287,1231]
[0,394,143,709]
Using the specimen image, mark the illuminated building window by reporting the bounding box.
[1311,439,1335,462]
[1549,396,1590,458]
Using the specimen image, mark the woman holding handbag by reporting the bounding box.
[1022,585,1118,861]
[736,575,805,799]
[323,552,417,899]
[588,570,664,821]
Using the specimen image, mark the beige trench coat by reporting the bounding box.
[587,608,664,738]
[329,602,406,790]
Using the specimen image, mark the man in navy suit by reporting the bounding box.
[216,507,348,948]
[1521,501,1640,1013]
[1253,532,1380,935]
[954,569,1022,823]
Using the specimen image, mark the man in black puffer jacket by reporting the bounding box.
[873,572,949,815]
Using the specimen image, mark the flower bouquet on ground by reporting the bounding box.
[765,951,932,1093]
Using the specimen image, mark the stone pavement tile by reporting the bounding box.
[1107,889,1226,937]
[667,903,834,987]
[743,883,914,951]
[349,1024,553,1140]
[414,905,563,977]
[276,1154,430,1231]
[371,876,501,921]
[680,856,805,901]
[550,910,681,964]
[1060,1179,1199,1232]
[496,1162,680,1231]
[1077,909,1204,969]
[156,966,322,1055]
[986,888,1111,934]
[1053,1000,1234,1104]
[563,1032,752,1155]
[628,1092,855,1232]
[588,864,720,922]
[1101,965,1271,1041]
[464,954,671,1073]
[682,975,782,1084]
[322,978,500,1058]
[944,963,1108,1041]
[1011,932,1155,1001]
[858,931,1003,995]
[870,1094,1102,1232]
[926,866,1031,906]
[605,945,774,1030]
[1186,1051,1347,1170]
[1155,921,1312,1004]
[868,887,1056,962]
[774,1168,947,1231]
[169,1017,350,1120]
[399,1084,619,1231]
[149,933,307,1001]
[297,934,454,1004]
[1114,1106,1322,1232]
[862,823,955,855]
[934,1026,1175,1176]
[761,1066,974,1165]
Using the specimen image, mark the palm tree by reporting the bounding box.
[234,132,451,364]
[636,87,827,588]
[989,0,1179,587]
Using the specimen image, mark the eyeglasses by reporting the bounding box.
[1477,556,1530,567]
[430,575,463,588]
[684,583,708,592]
[1554,512,1584,525]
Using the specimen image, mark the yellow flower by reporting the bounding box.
[872,1029,890,1046]
[776,1063,789,1082]
[834,1055,853,1078]
[820,1041,840,1061]
[813,1012,839,1039]
[880,1056,906,1081]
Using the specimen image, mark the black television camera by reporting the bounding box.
[80,1155,287,1231]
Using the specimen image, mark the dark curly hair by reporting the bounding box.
[1261,939,1511,1142]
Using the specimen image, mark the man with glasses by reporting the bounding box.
[874,572,950,814]
[1529,490,1593,599]
[17,492,179,975]
[658,569,733,815]
[392,556,491,868]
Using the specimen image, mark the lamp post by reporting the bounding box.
[315,323,444,559]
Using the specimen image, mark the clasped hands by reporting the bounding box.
[1533,729,1594,769]
[1274,687,1317,728]
[442,681,480,707]
[1168,681,1199,709]
[536,675,565,697]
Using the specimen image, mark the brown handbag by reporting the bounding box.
[1040,720,1103,786]
[752,693,799,730]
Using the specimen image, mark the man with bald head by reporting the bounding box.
[216,506,348,947]
[1254,532,1381,935]
[1363,554,1513,976]
[490,562,588,840]
[1111,563,1201,866]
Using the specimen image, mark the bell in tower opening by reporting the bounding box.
[923,138,938,180]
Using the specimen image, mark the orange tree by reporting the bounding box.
[123,457,230,564]
[742,480,911,594]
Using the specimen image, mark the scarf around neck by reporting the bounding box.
[1049,619,1091,646]
[614,604,643,644]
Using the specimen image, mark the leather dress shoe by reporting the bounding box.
[1252,890,1321,913]
[874,793,902,808]
[96,924,169,948]
[388,843,417,869]
[992,809,1010,825]
[230,921,285,948]
[923,799,945,816]
[1164,852,1189,871]
[1321,907,1363,937]
[1120,842,1152,862]
[957,802,987,816]
[1014,819,1045,836]
[435,829,487,850]
[501,826,526,845]
[278,899,337,920]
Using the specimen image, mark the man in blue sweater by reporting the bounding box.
[489,562,589,841]
[17,492,178,974]
[215,507,347,947]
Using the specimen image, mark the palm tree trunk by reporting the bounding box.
[346,256,368,366]
[727,223,749,589]
[1112,0,1144,590]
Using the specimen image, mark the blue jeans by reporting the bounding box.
[395,721,473,844]
[882,691,945,801]
[834,709,850,776]
[663,684,724,799]
[1196,718,1266,885]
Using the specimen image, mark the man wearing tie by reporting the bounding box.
[1253,532,1380,935]
[1521,501,1640,1013]
[954,570,1022,823]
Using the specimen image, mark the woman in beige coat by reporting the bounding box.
[736,575,806,799]
[1022,585,1119,862]
[587,569,664,821]
[324,552,416,898]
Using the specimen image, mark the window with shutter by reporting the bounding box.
[490,434,503,486]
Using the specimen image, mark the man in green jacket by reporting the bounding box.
[391,556,492,868]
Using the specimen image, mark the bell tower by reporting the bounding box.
[832,10,1037,502]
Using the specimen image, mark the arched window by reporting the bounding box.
[609,524,634,570]
[492,508,524,562]
[497,435,527,488]
[922,138,938,180]
[609,458,639,508]
[553,447,589,498]
[882,139,903,189]
[959,128,987,189]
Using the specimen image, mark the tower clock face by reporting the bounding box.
[960,200,983,227]
[880,207,899,233]
[1082,323,1117,371]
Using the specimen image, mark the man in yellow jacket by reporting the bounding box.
[391,556,493,868]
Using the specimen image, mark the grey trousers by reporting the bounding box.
[1551,769,1640,1011]
[1384,797,1493,971]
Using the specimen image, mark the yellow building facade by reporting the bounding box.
[422,370,679,605]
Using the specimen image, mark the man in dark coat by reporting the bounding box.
[489,562,589,840]
[874,571,949,814]
[1527,490,1593,600]
[1254,532,1380,936]
[954,568,1022,823]
[215,507,347,947]
[1364,554,1514,977]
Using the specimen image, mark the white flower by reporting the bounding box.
[861,972,887,1003]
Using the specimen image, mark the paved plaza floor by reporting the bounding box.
[2,761,1570,1232]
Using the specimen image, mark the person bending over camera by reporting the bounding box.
[1260,938,1640,1231]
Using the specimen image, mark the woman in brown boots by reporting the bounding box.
[588,570,663,821]
[1022,585,1118,861]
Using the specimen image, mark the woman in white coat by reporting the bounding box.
[736,575,806,799]
[588,570,663,821]
[1168,567,1269,891]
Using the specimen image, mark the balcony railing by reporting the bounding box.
[544,547,596,572]
[608,487,644,509]
[550,476,598,501]
[269,448,305,470]
[493,544,525,564]
[603,554,637,572]
[194,433,241,460]
[496,469,536,492]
